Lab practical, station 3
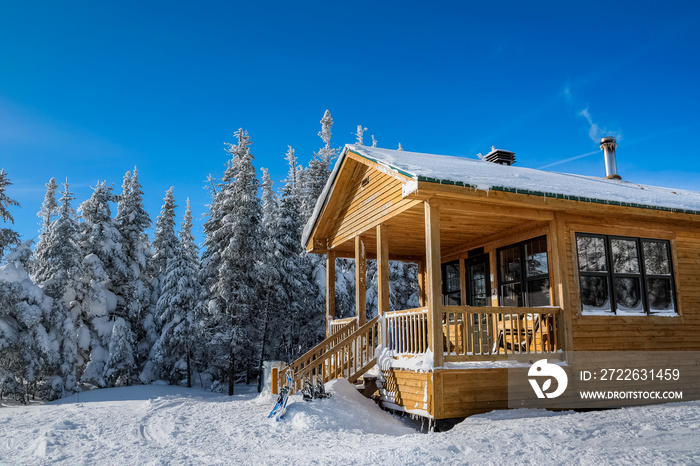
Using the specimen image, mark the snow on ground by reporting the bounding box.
[1,379,700,464]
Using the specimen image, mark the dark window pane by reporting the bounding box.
[580,276,611,311]
[500,283,522,307]
[443,261,461,295]
[643,241,671,275]
[468,262,488,307]
[499,246,521,282]
[525,237,548,277]
[577,236,607,272]
[445,292,461,306]
[611,238,640,274]
[527,278,550,306]
[614,277,643,313]
[647,278,675,312]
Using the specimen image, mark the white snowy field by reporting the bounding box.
[1,380,700,465]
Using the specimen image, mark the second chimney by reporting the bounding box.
[600,137,621,180]
[484,148,516,166]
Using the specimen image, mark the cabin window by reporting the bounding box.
[575,233,676,316]
[497,236,550,307]
[441,260,461,306]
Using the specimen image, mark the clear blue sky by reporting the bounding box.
[2,1,700,246]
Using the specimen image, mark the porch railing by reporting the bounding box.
[329,316,358,336]
[384,307,429,355]
[443,306,561,362]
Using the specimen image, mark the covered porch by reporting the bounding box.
[322,197,567,369]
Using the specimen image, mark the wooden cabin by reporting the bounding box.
[275,141,700,420]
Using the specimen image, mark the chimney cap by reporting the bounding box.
[600,136,617,148]
[484,148,516,166]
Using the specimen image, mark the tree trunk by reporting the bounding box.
[186,341,192,389]
[228,345,235,396]
[257,295,271,393]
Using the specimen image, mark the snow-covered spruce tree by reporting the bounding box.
[103,317,135,387]
[390,261,419,310]
[77,182,128,387]
[141,187,178,383]
[255,169,280,391]
[265,147,324,362]
[151,187,178,286]
[0,243,53,402]
[32,177,58,281]
[33,181,81,398]
[301,110,338,220]
[200,129,262,395]
[152,199,200,386]
[116,169,154,374]
[355,125,367,146]
[0,169,20,260]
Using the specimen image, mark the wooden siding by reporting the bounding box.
[327,164,419,250]
[434,369,510,418]
[379,369,433,416]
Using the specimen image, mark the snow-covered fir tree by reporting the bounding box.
[301,110,338,220]
[0,169,20,260]
[141,187,178,383]
[265,147,324,361]
[32,177,58,281]
[355,125,367,146]
[152,199,200,387]
[151,187,178,284]
[200,129,263,395]
[103,317,135,387]
[77,182,128,386]
[116,169,154,373]
[33,181,81,397]
[0,243,55,401]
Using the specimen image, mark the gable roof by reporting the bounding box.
[302,144,700,248]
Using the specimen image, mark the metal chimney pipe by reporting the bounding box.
[600,136,621,180]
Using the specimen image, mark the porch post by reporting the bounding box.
[377,224,390,347]
[425,200,444,366]
[326,250,336,338]
[551,213,574,353]
[376,224,390,316]
[355,235,367,327]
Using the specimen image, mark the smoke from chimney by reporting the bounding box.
[600,137,621,180]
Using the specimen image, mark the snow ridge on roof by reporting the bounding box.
[347,144,700,213]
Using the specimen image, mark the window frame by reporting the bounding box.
[496,235,551,307]
[575,233,678,316]
[441,259,462,306]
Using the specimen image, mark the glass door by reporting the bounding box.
[465,254,491,353]
[465,254,490,307]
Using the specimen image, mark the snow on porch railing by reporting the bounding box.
[329,316,358,336]
[442,306,561,362]
[384,307,429,355]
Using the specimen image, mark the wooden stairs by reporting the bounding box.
[277,316,381,394]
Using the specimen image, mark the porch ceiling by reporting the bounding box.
[330,201,537,260]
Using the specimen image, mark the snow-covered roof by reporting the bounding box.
[302,144,700,248]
